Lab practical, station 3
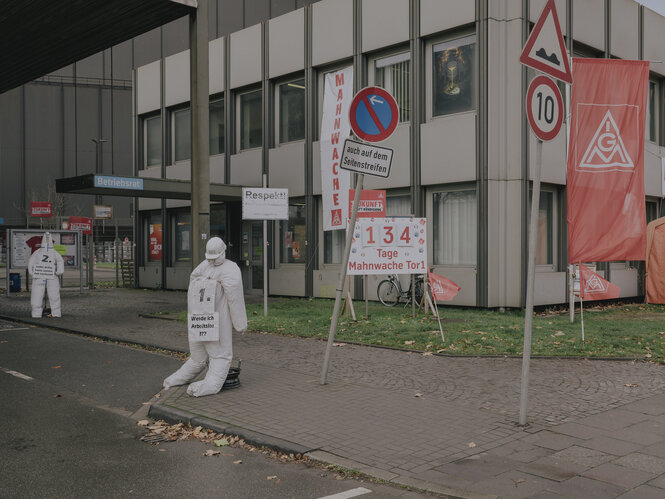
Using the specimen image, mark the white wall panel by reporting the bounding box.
[645,143,662,197]
[166,161,190,180]
[529,126,567,185]
[269,142,305,196]
[421,0,475,37]
[312,0,353,66]
[364,125,410,190]
[429,266,477,306]
[210,155,225,184]
[210,37,225,95]
[139,267,161,288]
[314,268,357,299]
[165,51,190,107]
[270,268,306,295]
[362,0,409,53]
[573,0,605,51]
[313,141,322,195]
[230,149,262,186]
[137,61,161,114]
[230,24,262,89]
[269,9,305,78]
[166,267,190,290]
[420,113,477,185]
[611,268,638,297]
[529,0,566,34]
[534,272,566,305]
[644,6,665,76]
[610,0,638,60]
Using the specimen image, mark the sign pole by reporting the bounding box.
[519,138,543,426]
[263,173,268,317]
[321,174,364,385]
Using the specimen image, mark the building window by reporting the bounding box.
[324,229,345,264]
[649,80,658,143]
[529,189,555,267]
[432,190,476,265]
[240,90,262,150]
[386,195,411,216]
[279,79,306,143]
[375,53,410,122]
[432,35,476,117]
[210,98,225,155]
[174,211,191,262]
[143,115,161,167]
[280,203,306,264]
[172,107,191,162]
[147,213,162,262]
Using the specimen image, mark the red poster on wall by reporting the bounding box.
[69,216,93,235]
[149,223,162,261]
[567,59,649,262]
[348,189,386,218]
[31,201,52,217]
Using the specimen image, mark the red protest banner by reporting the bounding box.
[348,189,386,219]
[567,59,649,262]
[578,263,620,300]
[69,216,93,235]
[428,271,461,302]
[30,201,52,217]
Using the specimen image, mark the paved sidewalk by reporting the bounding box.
[1,288,664,498]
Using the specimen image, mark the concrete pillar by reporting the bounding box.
[190,0,210,266]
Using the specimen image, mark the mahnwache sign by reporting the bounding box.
[242,188,289,220]
[340,139,393,178]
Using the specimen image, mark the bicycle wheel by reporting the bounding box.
[414,279,424,306]
[377,280,400,306]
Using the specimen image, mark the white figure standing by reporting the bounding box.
[28,232,64,318]
[163,237,247,397]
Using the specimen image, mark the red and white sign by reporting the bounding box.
[526,75,563,141]
[149,223,162,261]
[428,271,461,302]
[349,189,386,219]
[567,59,649,263]
[30,202,52,218]
[519,0,572,84]
[69,216,93,235]
[347,217,427,275]
[578,264,620,300]
[320,67,353,231]
[348,86,399,143]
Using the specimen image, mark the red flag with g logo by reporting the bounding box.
[579,264,620,300]
[567,59,649,262]
[428,271,461,301]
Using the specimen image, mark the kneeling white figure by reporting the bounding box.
[163,237,247,397]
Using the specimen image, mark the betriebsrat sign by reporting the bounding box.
[242,188,289,220]
[94,175,144,190]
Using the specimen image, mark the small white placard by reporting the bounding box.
[188,312,220,342]
[33,258,55,278]
[242,188,289,220]
[340,139,393,178]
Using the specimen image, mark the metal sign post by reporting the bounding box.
[320,175,364,385]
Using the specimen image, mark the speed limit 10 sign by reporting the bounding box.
[526,75,563,142]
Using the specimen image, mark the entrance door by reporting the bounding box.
[240,221,263,292]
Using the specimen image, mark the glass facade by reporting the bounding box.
[240,90,262,150]
[280,204,306,264]
[376,53,410,122]
[210,98,225,155]
[144,115,161,167]
[432,190,477,265]
[173,107,191,162]
[279,79,306,143]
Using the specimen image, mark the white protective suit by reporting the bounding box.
[28,232,65,318]
[163,237,247,397]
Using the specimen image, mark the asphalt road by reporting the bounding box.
[0,320,432,498]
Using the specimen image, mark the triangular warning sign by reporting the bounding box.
[519,0,572,84]
[579,110,634,172]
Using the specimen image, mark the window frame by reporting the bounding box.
[425,30,478,121]
[275,76,306,145]
[209,95,225,156]
[427,184,478,268]
[276,198,307,267]
[368,48,411,124]
[141,112,162,169]
[528,185,559,272]
[170,105,191,164]
[236,87,263,151]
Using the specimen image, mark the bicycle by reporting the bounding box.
[377,274,425,307]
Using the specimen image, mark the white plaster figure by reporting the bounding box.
[163,237,247,397]
[28,232,64,318]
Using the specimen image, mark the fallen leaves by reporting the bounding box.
[414,393,424,398]
[51,365,62,369]
[404,340,415,345]
[203,449,220,457]
[468,442,476,448]
[215,438,229,447]
[233,460,242,465]
[624,383,639,388]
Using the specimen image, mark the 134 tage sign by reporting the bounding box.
[347,218,427,275]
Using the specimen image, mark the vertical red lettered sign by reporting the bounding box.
[567,59,649,262]
[30,202,52,217]
[149,223,163,261]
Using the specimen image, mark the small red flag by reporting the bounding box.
[428,271,461,301]
[579,263,620,300]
